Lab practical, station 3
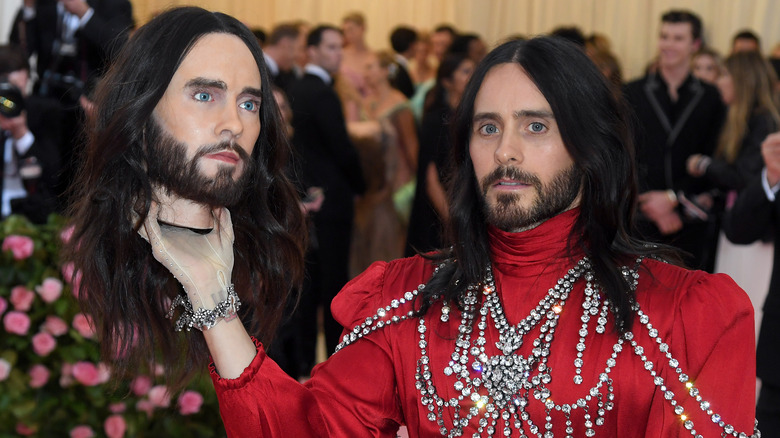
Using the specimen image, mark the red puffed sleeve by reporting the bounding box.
[210,260,406,437]
[638,261,756,436]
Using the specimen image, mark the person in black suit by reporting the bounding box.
[9,0,133,211]
[0,45,62,224]
[723,131,780,435]
[389,26,417,98]
[263,23,302,93]
[285,25,366,378]
[9,0,133,102]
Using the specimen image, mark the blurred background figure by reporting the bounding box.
[585,32,623,97]
[406,53,474,256]
[9,0,133,212]
[448,33,487,64]
[731,29,761,54]
[388,25,418,98]
[691,47,722,85]
[686,50,780,338]
[348,50,419,277]
[340,12,372,97]
[550,25,586,48]
[0,44,62,224]
[410,30,436,87]
[263,23,302,92]
[430,24,456,62]
[723,132,780,437]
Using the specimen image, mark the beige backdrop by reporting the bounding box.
[122,0,780,80]
[1,1,779,80]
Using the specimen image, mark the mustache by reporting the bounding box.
[192,141,250,162]
[480,166,541,193]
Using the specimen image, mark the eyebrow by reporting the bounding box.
[184,77,262,98]
[472,109,555,123]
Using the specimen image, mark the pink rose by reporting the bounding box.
[60,362,74,387]
[2,235,34,260]
[71,271,82,298]
[4,311,31,335]
[69,425,95,438]
[15,423,35,436]
[130,375,152,396]
[178,390,204,415]
[60,225,75,244]
[61,262,75,283]
[43,315,69,336]
[97,362,111,384]
[35,278,63,303]
[0,296,7,316]
[72,313,95,339]
[10,286,34,311]
[72,361,100,386]
[29,364,50,388]
[147,385,171,408]
[109,402,126,413]
[0,358,11,381]
[32,332,57,356]
[104,415,126,438]
[135,399,155,417]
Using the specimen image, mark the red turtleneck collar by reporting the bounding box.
[488,207,585,268]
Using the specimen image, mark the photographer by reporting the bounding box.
[0,45,62,223]
[9,0,133,104]
[9,0,133,209]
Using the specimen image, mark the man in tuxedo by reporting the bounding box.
[9,0,134,102]
[724,131,780,435]
[389,26,418,98]
[263,23,302,93]
[0,45,61,223]
[285,24,365,378]
[624,10,725,271]
[9,0,133,211]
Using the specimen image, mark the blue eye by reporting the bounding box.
[240,100,259,112]
[479,124,499,135]
[529,122,546,133]
[194,92,212,102]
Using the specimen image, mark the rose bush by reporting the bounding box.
[1,215,224,437]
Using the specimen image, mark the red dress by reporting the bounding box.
[210,209,756,437]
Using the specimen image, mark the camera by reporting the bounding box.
[0,80,25,118]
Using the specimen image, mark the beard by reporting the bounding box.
[480,164,582,232]
[144,118,255,207]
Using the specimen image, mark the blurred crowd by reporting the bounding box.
[3,2,780,431]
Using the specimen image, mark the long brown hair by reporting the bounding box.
[717,51,780,163]
[64,7,306,391]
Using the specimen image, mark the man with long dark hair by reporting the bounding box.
[138,36,756,436]
[65,7,306,391]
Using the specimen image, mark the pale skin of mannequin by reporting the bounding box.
[139,33,263,378]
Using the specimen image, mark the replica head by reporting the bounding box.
[67,7,305,389]
[422,36,645,332]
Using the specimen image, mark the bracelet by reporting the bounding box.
[166,284,241,331]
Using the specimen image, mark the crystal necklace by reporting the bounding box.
[334,258,760,437]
